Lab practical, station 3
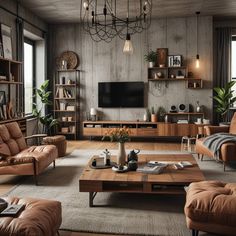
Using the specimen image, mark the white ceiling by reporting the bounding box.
[18,0,236,23]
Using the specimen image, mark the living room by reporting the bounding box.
[0,0,236,235]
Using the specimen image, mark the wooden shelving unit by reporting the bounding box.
[147,65,203,89]
[53,69,80,140]
[0,57,25,133]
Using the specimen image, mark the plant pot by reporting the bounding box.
[151,114,158,122]
[117,142,126,166]
[149,62,154,68]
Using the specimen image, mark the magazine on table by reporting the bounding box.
[136,164,166,174]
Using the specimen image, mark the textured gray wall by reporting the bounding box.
[48,16,213,123]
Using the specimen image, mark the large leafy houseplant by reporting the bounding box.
[213,81,236,122]
[33,80,59,135]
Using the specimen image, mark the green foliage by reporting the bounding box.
[33,80,59,134]
[213,81,236,122]
[144,50,157,62]
[157,106,166,121]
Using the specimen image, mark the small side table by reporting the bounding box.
[181,136,196,153]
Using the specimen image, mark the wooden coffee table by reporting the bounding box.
[79,154,205,207]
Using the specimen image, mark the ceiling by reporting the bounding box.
[18,0,236,23]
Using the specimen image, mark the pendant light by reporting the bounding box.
[123,0,134,54]
[123,33,134,54]
[196,11,200,68]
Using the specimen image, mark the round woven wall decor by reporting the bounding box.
[56,51,79,69]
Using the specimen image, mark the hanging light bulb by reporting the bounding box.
[123,33,133,54]
[195,11,200,68]
[83,0,89,10]
[196,54,200,68]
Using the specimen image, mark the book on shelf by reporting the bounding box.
[59,102,66,110]
[177,119,188,124]
[66,105,75,111]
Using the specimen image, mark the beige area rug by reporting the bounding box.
[4,149,236,236]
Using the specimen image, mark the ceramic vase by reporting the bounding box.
[149,62,154,68]
[117,142,126,166]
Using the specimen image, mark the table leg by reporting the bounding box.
[89,192,97,207]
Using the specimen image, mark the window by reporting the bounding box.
[232,37,236,80]
[24,39,35,114]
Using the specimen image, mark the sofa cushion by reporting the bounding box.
[0,197,62,236]
[0,122,27,156]
[185,180,236,227]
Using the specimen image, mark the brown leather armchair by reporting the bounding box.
[196,113,236,171]
[0,122,58,184]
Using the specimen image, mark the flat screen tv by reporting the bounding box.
[98,82,144,108]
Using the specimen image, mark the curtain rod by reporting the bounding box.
[0,5,47,33]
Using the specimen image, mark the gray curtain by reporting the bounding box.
[214,27,232,123]
[16,17,24,113]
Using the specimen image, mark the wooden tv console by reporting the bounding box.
[83,114,206,138]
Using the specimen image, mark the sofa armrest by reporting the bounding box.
[25,134,47,140]
[221,143,236,162]
[205,126,230,135]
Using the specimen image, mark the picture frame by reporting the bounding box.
[1,24,12,60]
[157,48,168,67]
[172,55,182,67]
[168,56,174,67]
[0,36,3,58]
[0,91,6,106]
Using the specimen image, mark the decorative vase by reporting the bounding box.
[149,61,154,68]
[117,142,126,166]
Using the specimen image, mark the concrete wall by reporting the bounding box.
[48,16,213,124]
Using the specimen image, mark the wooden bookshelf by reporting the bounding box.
[53,70,80,140]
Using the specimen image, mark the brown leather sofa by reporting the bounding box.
[0,122,58,184]
[0,196,62,236]
[185,181,236,236]
[196,113,236,171]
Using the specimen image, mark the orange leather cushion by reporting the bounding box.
[0,122,27,156]
[185,181,236,227]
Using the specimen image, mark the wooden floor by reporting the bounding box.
[0,140,181,236]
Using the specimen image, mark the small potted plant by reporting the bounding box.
[144,50,157,68]
[157,106,166,122]
[151,106,158,122]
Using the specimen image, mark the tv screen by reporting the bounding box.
[98,82,144,108]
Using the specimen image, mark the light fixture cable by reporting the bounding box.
[196,11,200,68]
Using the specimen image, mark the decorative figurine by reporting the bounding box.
[103,149,111,166]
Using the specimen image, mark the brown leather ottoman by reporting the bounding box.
[0,197,62,236]
[184,181,236,236]
[43,135,67,157]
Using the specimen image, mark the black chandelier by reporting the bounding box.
[80,0,152,53]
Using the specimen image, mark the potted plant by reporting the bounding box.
[144,50,157,68]
[213,81,236,124]
[151,106,158,122]
[157,106,166,122]
[33,80,59,135]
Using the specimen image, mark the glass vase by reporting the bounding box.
[117,142,126,166]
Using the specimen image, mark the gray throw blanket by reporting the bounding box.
[203,133,236,160]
